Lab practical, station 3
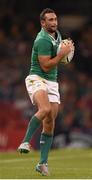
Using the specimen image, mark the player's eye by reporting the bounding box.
[49,18,53,21]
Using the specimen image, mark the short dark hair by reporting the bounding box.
[40,8,55,21]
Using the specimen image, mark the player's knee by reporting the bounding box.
[44,120,55,134]
[41,106,51,117]
[48,120,55,130]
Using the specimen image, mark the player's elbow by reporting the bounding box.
[41,65,50,73]
[42,67,50,72]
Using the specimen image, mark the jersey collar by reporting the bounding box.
[41,28,61,42]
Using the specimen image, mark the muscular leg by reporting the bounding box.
[39,103,59,164]
[34,90,51,120]
[22,90,51,143]
[42,103,59,134]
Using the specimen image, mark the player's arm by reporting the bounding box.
[38,39,71,72]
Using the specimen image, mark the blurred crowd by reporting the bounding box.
[0,7,92,149]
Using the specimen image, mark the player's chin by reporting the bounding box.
[50,27,57,33]
[52,26,57,30]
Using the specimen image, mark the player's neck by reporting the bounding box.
[43,27,57,40]
[49,32,58,40]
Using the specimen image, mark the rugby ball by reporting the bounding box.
[57,39,75,64]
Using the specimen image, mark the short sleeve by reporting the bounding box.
[37,39,52,56]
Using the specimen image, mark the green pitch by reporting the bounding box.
[0,148,92,179]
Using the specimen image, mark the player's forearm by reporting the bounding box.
[39,43,72,72]
[42,53,64,72]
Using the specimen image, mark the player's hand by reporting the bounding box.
[68,38,75,52]
[58,40,72,58]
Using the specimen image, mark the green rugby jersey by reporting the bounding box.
[29,28,62,81]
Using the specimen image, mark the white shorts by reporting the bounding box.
[25,74,60,104]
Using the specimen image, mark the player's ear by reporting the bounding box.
[41,20,45,27]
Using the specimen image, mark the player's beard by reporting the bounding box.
[46,25,57,34]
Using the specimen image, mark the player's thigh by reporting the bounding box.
[34,89,51,110]
[25,75,50,109]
